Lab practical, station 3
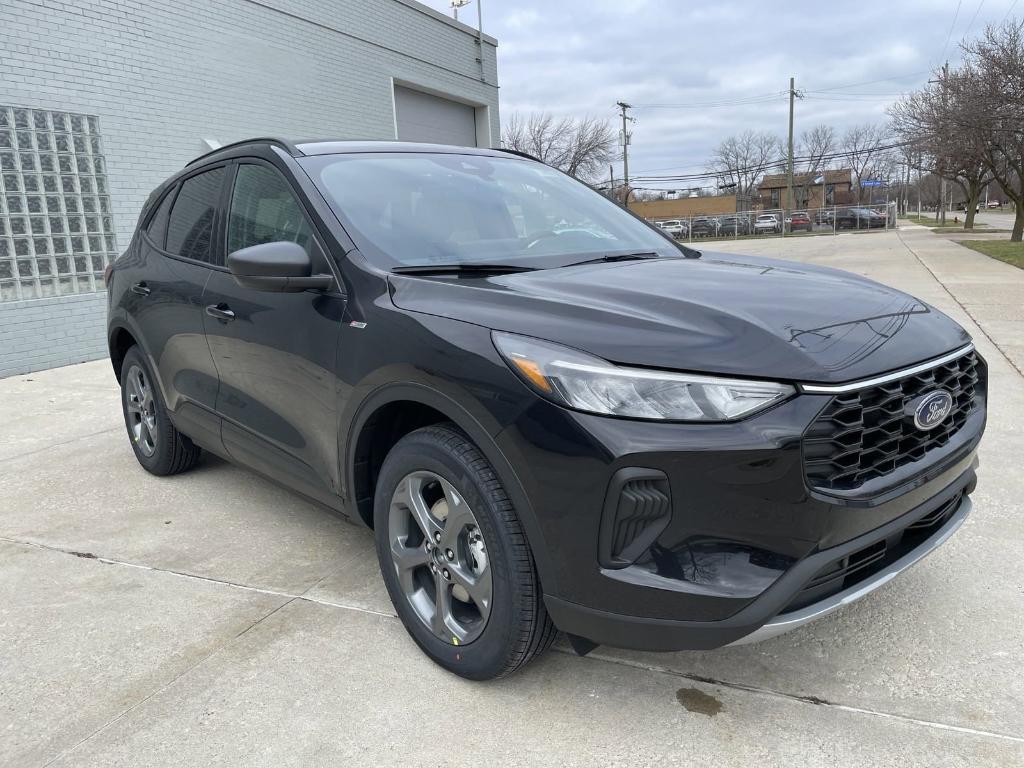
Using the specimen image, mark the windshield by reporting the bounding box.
[304,152,679,268]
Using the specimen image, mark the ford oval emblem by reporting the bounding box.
[912,390,954,431]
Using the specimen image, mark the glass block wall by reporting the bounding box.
[0,106,117,302]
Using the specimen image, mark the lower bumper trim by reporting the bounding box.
[729,495,972,645]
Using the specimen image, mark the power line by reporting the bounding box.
[963,0,986,38]
[1001,0,1020,23]
[632,93,787,109]
[802,71,932,93]
[939,0,964,65]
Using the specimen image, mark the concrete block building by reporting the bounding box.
[0,0,499,376]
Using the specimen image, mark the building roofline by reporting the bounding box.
[395,0,499,46]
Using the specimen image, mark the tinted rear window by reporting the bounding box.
[166,167,224,264]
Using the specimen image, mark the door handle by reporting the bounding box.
[205,303,236,322]
[131,281,151,296]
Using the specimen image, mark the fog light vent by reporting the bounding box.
[598,468,672,569]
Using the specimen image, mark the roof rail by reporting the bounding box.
[492,147,542,163]
[185,137,303,167]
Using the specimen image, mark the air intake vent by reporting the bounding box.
[598,468,672,569]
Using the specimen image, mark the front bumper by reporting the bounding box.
[544,482,973,651]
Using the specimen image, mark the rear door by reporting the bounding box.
[202,160,345,498]
[130,166,227,451]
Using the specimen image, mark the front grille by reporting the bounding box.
[803,351,982,491]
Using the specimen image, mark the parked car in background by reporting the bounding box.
[787,212,812,232]
[987,200,1001,208]
[717,214,752,236]
[816,208,834,226]
[754,213,781,234]
[689,216,720,238]
[658,219,687,239]
[835,207,884,230]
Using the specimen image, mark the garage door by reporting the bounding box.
[394,86,478,147]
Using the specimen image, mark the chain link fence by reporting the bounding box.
[649,202,899,244]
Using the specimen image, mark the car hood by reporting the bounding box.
[388,252,971,383]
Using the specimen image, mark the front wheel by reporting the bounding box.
[374,424,556,679]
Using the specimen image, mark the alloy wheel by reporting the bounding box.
[125,363,158,457]
[387,470,492,645]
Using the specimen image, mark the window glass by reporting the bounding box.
[228,164,311,255]
[166,167,224,263]
[146,187,176,249]
[307,153,676,268]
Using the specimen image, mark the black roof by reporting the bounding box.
[186,137,531,168]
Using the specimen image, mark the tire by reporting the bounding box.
[373,424,556,680]
[119,346,201,476]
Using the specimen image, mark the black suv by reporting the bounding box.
[107,139,986,680]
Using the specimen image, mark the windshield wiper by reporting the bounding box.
[391,263,538,276]
[562,251,662,267]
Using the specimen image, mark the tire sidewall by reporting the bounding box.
[373,429,525,680]
[120,347,176,474]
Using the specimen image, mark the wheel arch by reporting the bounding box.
[345,383,557,593]
[108,323,139,382]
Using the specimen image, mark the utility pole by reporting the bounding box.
[929,62,949,224]
[786,77,796,216]
[616,101,633,206]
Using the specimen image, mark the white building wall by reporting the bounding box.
[0,0,500,376]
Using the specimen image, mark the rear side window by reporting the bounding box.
[145,187,176,249]
[227,164,312,256]
[166,167,225,264]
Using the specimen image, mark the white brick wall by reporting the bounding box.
[0,0,500,377]
[0,292,108,376]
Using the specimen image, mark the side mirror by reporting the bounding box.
[227,241,334,293]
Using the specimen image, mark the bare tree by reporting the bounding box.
[795,124,836,208]
[501,112,617,182]
[798,124,837,174]
[709,130,783,198]
[841,123,894,203]
[960,20,1024,241]
[891,74,985,227]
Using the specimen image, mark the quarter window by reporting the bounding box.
[228,164,311,256]
[146,187,176,250]
[166,167,224,264]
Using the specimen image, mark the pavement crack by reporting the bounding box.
[897,229,1024,380]
[8,535,1022,748]
[0,427,120,464]
[562,649,1024,745]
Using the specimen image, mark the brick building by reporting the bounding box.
[756,169,853,210]
[0,0,499,376]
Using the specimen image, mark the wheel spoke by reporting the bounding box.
[126,399,142,415]
[391,539,429,573]
[438,479,474,550]
[432,572,468,644]
[448,561,491,618]
[395,474,438,539]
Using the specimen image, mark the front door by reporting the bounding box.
[202,161,345,498]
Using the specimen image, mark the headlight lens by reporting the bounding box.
[493,332,794,421]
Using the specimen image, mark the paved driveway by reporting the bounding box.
[2,227,1023,767]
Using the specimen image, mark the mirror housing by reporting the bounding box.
[227,241,334,293]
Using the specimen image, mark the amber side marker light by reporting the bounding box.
[508,355,553,393]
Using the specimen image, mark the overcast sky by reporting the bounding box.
[419,0,1020,188]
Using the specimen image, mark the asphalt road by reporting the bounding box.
[2,226,1023,767]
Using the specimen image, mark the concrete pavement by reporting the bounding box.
[2,227,1023,766]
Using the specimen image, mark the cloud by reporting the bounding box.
[416,0,1019,186]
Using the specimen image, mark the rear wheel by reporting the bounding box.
[120,346,201,476]
[374,424,556,679]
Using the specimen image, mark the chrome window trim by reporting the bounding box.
[797,344,976,394]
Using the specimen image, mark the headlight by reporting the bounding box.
[493,332,794,421]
